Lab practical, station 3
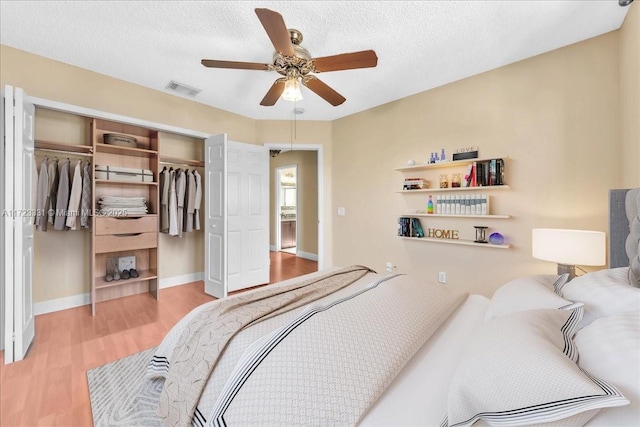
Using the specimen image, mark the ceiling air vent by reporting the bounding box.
[165,80,201,97]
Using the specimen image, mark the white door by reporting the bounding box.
[1,86,10,357]
[227,140,269,292]
[204,134,227,298]
[204,135,270,298]
[2,86,35,363]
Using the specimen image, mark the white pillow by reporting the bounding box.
[575,311,640,427]
[444,306,629,427]
[557,268,640,329]
[484,274,570,322]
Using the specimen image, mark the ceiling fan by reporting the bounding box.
[201,8,378,107]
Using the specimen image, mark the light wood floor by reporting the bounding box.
[0,252,317,427]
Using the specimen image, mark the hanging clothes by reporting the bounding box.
[168,169,179,236]
[53,159,71,231]
[65,160,83,230]
[46,158,59,226]
[80,161,91,228]
[35,157,49,231]
[160,168,170,233]
[194,170,202,231]
[176,169,186,238]
[183,169,196,233]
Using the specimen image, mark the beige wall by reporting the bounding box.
[269,151,319,256]
[620,4,640,188]
[332,32,621,297]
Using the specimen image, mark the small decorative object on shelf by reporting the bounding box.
[407,159,416,166]
[439,174,449,188]
[440,148,446,162]
[474,226,488,243]
[453,146,479,161]
[427,196,434,214]
[489,232,505,245]
[452,173,462,187]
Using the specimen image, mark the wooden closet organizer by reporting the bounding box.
[90,119,159,315]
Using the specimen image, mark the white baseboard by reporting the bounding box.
[159,272,204,289]
[35,293,90,316]
[296,251,319,262]
[34,272,205,315]
[270,245,277,251]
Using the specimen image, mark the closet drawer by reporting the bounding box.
[95,216,157,236]
[94,232,157,253]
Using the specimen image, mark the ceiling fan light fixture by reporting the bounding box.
[282,78,303,102]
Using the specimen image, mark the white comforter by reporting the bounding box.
[150,269,468,427]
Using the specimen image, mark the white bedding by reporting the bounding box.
[361,294,490,426]
[150,266,638,427]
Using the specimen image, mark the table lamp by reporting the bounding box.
[532,228,606,280]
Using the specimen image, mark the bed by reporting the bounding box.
[145,188,639,427]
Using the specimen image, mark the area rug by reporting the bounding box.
[87,347,162,427]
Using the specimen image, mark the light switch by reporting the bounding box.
[337,207,346,216]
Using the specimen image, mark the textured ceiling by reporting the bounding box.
[0,1,630,121]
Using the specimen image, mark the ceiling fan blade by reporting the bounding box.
[201,59,270,71]
[313,50,378,72]
[260,79,286,106]
[302,76,346,106]
[255,8,295,57]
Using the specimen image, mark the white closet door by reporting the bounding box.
[204,136,270,298]
[227,140,269,292]
[1,86,10,357]
[2,85,35,363]
[204,134,227,298]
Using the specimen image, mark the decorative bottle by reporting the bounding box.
[427,195,434,214]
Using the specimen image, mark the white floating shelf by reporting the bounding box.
[396,185,510,193]
[394,156,509,172]
[399,236,511,249]
[400,213,511,219]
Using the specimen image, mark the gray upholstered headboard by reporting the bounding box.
[609,188,640,286]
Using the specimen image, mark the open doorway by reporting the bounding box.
[276,165,298,255]
[266,144,321,270]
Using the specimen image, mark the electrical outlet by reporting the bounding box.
[438,271,447,284]
[385,262,393,273]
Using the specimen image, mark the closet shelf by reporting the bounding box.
[95,179,158,186]
[159,156,204,168]
[94,143,158,158]
[94,269,158,290]
[35,140,93,155]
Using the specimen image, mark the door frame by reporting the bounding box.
[275,164,298,252]
[264,143,323,269]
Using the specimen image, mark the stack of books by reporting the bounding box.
[462,159,505,187]
[403,178,429,190]
[398,217,425,237]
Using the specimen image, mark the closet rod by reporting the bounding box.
[159,160,204,168]
[36,147,93,158]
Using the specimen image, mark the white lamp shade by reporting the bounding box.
[532,228,606,266]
